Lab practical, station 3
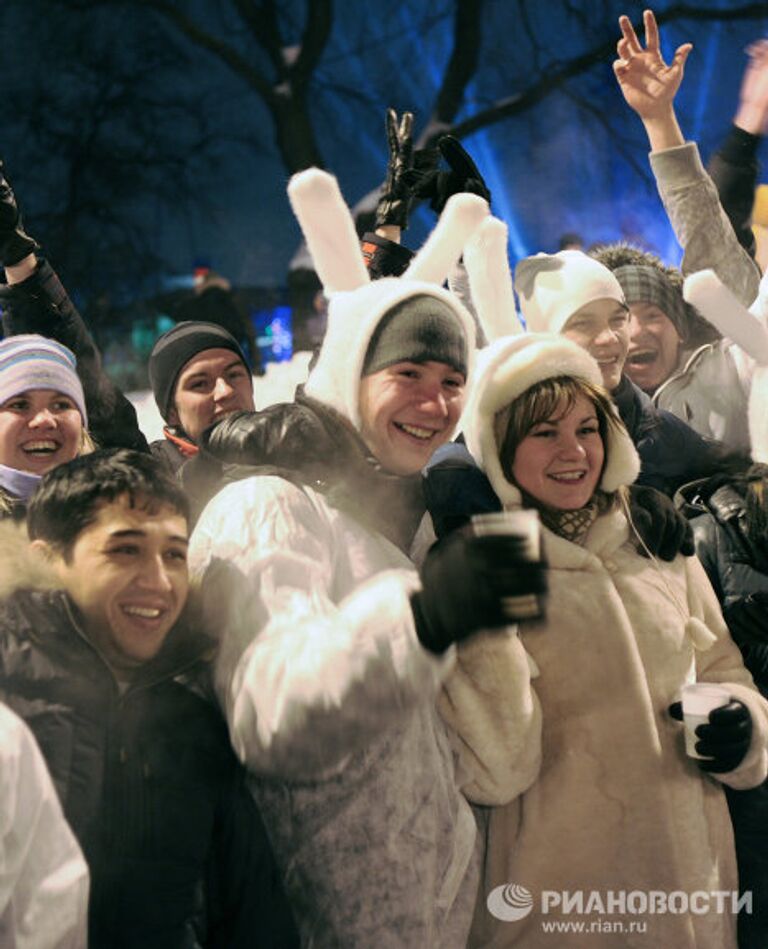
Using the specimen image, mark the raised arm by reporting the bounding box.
[614,9,760,304]
[708,40,768,259]
[0,162,148,452]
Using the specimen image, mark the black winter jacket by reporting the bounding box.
[678,475,768,691]
[0,585,297,949]
[612,374,739,496]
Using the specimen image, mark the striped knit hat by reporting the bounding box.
[0,335,87,425]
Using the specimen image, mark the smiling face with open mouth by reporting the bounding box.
[358,360,466,475]
[0,388,83,475]
[561,299,629,393]
[50,494,189,671]
[625,302,684,393]
[510,393,605,510]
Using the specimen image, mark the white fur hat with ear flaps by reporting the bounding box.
[461,334,641,508]
[684,269,768,463]
[457,215,639,506]
[286,168,488,431]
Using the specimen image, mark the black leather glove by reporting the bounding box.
[0,161,38,266]
[404,134,491,215]
[374,109,415,230]
[669,699,753,773]
[411,529,547,654]
[627,484,695,561]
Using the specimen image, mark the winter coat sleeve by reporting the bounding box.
[0,702,89,949]
[0,259,149,453]
[649,142,761,307]
[189,475,454,781]
[707,125,760,260]
[687,555,768,790]
[204,765,299,949]
[437,627,542,807]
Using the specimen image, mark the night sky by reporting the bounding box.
[1,0,766,302]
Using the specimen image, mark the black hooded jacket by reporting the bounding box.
[181,390,426,552]
[0,554,297,949]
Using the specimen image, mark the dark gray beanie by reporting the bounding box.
[362,294,468,377]
[148,321,250,420]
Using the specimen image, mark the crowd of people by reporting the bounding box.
[1,9,768,949]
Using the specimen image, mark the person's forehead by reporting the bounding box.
[82,494,188,541]
[568,297,626,321]
[381,359,465,377]
[628,300,672,321]
[178,347,245,378]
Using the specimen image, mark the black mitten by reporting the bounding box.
[627,484,694,561]
[374,109,415,230]
[695,700,753,774]
[411,529,547,654]
[0,161,39,266]
[669,699,753,773]
[404,134,491,215]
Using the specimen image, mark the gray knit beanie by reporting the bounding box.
[362,294,468,377]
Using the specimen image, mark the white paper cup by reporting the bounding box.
[681,683,731,759]
[470,509,543,620]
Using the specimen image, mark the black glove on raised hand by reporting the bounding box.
[404,134,491,215]
[669,699,753,773]
[627,484,695,561]
[374,108,415,230]
[411,528,547,655]
[0,161,38,267]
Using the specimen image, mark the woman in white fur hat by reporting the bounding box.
[438,329,768,949]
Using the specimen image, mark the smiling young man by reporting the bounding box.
[148,321,256,473]
[185,172,551,947]
[514,249,737,496]
[0,448,296,948]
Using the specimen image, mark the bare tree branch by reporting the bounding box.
[447,2,767,141]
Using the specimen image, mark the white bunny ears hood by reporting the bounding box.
[461,333,641,507]
[684,268,768,463]
[287,168,488,430]
[458,216,639,506]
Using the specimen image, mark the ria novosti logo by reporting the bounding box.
[487,884,535,921]
[486,883,751,922]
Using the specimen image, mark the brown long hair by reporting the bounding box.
[495,375,620,484]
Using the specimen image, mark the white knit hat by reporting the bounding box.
[514,250,626,334]
[287,168,488,430]
[0,334,87,426]
[462,333,640,507]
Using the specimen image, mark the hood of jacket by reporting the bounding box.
[462,334,640,508]
[304,276,477,434]
[183,391,427,552]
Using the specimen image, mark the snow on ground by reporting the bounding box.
[126,351,313,444]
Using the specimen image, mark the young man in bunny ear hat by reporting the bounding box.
[188,169,545,947]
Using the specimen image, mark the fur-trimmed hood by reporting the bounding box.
[286,167,487,436]
[462,333,641,508]
[0,519,59,599]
